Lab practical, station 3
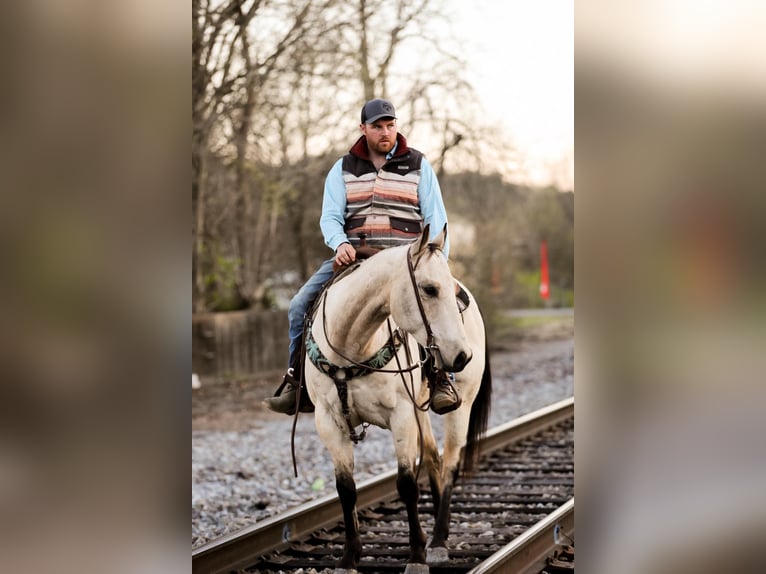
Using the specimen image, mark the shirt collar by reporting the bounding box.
[386,140,398,160]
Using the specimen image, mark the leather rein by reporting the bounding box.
[310,247,442,442]
[317,247,439,376]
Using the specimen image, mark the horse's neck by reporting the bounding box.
[320,251,399,359]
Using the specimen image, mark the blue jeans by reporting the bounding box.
[287,258,336,366]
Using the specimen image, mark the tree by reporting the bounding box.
[192,0,327,310]
[192,0,252,311]
[191,0,515,313]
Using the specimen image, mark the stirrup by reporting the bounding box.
[430,375,462,415]
[274,368,297,396]
[263,369,299,414]
[264,368,314,414]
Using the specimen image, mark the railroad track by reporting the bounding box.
[193,398,574,574]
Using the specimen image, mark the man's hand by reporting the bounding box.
[334,242,356,266]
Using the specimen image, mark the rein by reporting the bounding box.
[318,283,424,376]
[311,248,442,443]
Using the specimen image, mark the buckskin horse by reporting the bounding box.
[302,224,491,574]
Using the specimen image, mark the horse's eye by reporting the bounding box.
[422,285,439,298]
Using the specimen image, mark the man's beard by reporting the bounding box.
[370,139,393,154]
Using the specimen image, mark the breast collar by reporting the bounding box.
[305,322,404,383]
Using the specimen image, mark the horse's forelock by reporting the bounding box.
[426,243,446,256]
[410,242,445,271]
[414,244,438,267]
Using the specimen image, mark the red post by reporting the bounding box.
[539,240,550,300]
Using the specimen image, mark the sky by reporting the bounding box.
[443,0,574,189]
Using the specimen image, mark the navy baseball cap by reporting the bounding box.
[361,98,397,124]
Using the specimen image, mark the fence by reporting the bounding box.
[192,309,289,378]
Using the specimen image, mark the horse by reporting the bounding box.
[303,224,492,574]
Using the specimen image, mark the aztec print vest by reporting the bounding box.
[342,133,424,250]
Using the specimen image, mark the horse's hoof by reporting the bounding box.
[333,569,357,574]
[404,563,429,574]
[427,546,450,564]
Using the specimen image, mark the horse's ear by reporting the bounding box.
[430,223,447,250]
[410,224,431,258]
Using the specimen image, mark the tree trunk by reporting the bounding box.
[192,130,208,312]
[357,0,374,101]
[192,0,208,312]
[234,105,255,305]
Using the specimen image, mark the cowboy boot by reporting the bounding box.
[430,371,462,415]
[264,356,315,415]
[264,368,300,414]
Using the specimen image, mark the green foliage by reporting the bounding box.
[511,270,574,309]
[195,163,574,314]
[513,270,545,308]
[203,251,247,312]
[554,285,575,307]
[441,171,574,314]
[191,0,574,314]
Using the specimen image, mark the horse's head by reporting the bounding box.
[390,224,472,372]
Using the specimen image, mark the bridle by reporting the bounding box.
[406,246,445,368]
[290,242,466,478]
[307,246,447,443]
[318,247,442,375]
[289,243,457,475]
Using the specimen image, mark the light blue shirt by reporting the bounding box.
[320,141,450,257]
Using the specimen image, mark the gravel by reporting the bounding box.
[192,328,573,549]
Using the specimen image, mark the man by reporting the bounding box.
[265,98,460,415]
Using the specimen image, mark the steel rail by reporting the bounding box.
[192,397,574,574]
[467,497,574,574]
[192,469,400,574]
[480,397,574,454]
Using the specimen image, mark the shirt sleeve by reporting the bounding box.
[418,157,450,257]
[320,159,349,252]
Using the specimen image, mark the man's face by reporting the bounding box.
[361,118,397,155]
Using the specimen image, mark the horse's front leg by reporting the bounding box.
[335,469,362,571]
[398,462,428,568]
[416,383,444,513]
[428,409,471,565]
[314,409,361,573]
[427,464,458,564]
[392,412,429,574]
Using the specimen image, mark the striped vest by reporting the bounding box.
[342,133,424,249]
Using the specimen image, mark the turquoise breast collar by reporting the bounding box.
[306,324,404,383]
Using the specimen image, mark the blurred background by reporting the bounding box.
[190,0,574,379]
[577,1,765,572]
[1,0,764,572]
[191,0,574,316]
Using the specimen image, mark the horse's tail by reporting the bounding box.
[461,337,492,476]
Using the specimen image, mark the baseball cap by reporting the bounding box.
[361,98,397,124]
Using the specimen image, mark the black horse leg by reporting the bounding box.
[429,466,459,560]
[397,464,427,567]
[336,471,362,570]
